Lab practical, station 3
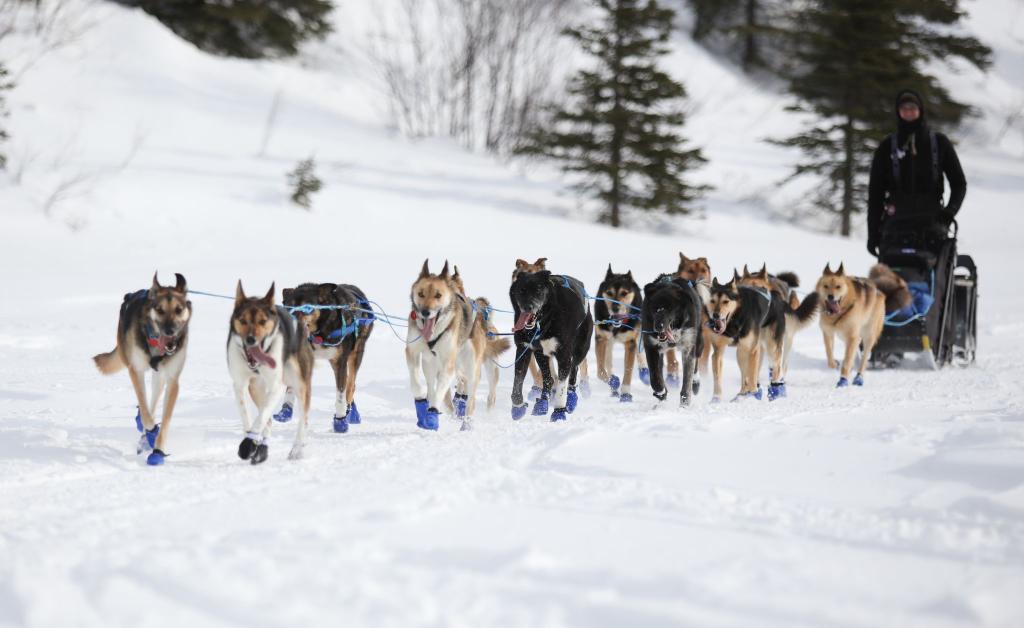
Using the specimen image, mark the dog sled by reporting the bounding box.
[871,221,977,370]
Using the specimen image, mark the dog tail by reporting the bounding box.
[869,263,912,313]
[93,346,125,375]
[786,292,821,330]
[775,271,801,309]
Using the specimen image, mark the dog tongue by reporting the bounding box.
[245,346,277,369]
[420,316,436,341]
[512,311,534,332]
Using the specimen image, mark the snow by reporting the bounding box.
[1,1,1024,627]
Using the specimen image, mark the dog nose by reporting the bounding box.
[420,308,431,318]
[245,335,256,346]
[163,324,176,335]
[827,295,837,302]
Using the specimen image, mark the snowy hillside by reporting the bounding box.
[1,1,1023,627]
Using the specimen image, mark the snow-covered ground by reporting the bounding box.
[1,1,1023,627]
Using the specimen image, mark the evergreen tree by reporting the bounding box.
[688,0,775,72]
[0,62,11,171]
[772,0,990,236]
[117,1,333,59]
[521,0,706,228]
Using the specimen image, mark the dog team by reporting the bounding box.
[93,254,908,465]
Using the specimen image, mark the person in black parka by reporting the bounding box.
[866,89,967,256]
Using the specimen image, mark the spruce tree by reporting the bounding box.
[772,0,991,236]
[522,0,705,227]
[117,1,333,59]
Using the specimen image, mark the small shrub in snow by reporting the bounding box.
[287,157,322,210]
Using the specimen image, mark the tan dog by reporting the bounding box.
[407,260,508,431]
[93,273,192,466]
[816,263,886,387]
[452,265,512,411]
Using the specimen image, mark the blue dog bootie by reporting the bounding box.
[619,392,633,403]
[511,403,529,421]
[531,395,550,416]
[638,367,651,386]
[550,408,567,422]
[146,448,166,466]
[346,401,361,425]
[136,424,160,454]
[134,406,143,432]
[527,385,544,401]
[753,385,764,401]
[852,373,864,386]
[836,377,850,388]
[333,414,350,434]
[566,387,579,413]
[767,381,787,401]
[454,393,469,418]
[420,406,440,431]
[414,398,429,428]
[608,374,621,395]
[273,402,293,423]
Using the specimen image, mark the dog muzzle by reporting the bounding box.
[512,311,536,332]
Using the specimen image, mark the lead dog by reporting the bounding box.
[641,275,708,406]
[509,270,593,421]
[227,282,314,464]
[594,265,648,402]
[281,283,374,434]
[93,273,192,466]
[406,260,507,431]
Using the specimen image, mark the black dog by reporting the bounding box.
[594,265,649,401]
[509,271,593,421]
[281,283,374,433]
[641,276,707,406]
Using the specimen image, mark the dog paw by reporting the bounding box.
[767,382,786,401]
[531,396,549,416]
[272,402,293,423]
[619,392,633,403]
[666,374,680,389]
[333,415,349,433]
[288,445,304,461]
[238,437,258,460]
[414,398,428,424]
[460,418,473,432]
[828,360,839,370]
[638,368,650,386]
[250,443,269,465]
[679,395,691,408]
[836,377,849,388]
[710,396,722,404]
[527,385,544,401]
[566,389,579,413]
[511,403,528,421]
[853,374,864,386]
[419,407,440,431]
[608,374,621,392]
[753,386,764,401]
[346,402,361,425]
[653,389,668,402]
[550,408,567,422]
[692,379,701,396]
[146,449,166,466]
[454,393,468,418]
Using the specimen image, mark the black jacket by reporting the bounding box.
[867,90,966,247]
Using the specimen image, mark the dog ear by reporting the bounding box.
[626,270,633,281]
[420,259,431,279]
[758,263,767,278]
[317,284,336,302]
[727,276,738,291]
[836,262,845,276]
[150,272,160,298]
[606,263,614,280]
[742,264,750,278]
[440,260,450,278]
[262,282,275,304]
[235,280,246,306]
[452,265,461,280]
[732,268,741,282]
[535,257,548,268]
[823,263,833,276]
[174,273,187,294]
[515,258,528,270]
[698,257,708,264]
[712,277,721,289]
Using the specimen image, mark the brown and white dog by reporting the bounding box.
[816,263,886,387]
[868,263,913,313]
[667,253,713,379]
[227,282,315,464]
[93,273,192,466]
[406,260,509,431]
